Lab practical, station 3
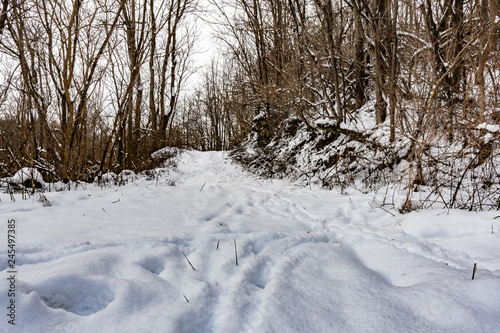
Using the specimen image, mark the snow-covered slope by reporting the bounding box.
[1,151,499,332]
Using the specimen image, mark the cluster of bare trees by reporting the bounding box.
[203,0,500,209]
[210,0,499,135]
[171,58,254,151]
[0,0,196,181]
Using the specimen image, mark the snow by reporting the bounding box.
[1,151,500,332]
[9,168,46,188]
[118,170,136,183]
[314,117,337,128]
[151,146,179,160]
[98,172,117,185]
[478,123,500,133]
[253,111,267,122]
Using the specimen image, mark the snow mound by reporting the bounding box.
[96,172,117,185]
[118,170,136,184]
[10,167,46,188]
[119,169,136,178]
[151,147,179,160]
[34,276,113,316]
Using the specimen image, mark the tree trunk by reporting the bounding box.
[388,0,397,141]
[149,0,157,131]
[314,0,343,122]
[352,0,367,110]
[374,0,389,124]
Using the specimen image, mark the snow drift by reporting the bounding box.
[1,151,499,332]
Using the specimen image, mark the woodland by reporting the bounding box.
[0,0,499,211]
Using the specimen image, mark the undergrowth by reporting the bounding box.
[231,116,500,213]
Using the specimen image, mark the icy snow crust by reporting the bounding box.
[1,151,500,332]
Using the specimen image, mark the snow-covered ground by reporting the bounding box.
[1,151,500,332]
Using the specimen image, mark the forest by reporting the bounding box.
[0,0,499,211]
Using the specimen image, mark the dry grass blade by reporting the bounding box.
[182,251,196,271]
[234,239,238,266]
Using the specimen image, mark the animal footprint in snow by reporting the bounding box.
[137,256,165,275]
[247,257,274,290]
[192,185,222,209]
[33,276,113,316]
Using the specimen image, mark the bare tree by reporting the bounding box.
[0,0,8,37]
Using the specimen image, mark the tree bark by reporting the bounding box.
[374,0,389,124]
[352,0,367,110]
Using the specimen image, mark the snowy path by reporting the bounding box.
[1,151,500,332]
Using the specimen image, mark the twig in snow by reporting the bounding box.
[200,182,206,191]
[472,263,477,280]
[369,203,396,217]
[182,251,196,271]
[112,198,120,203]
[234,239,238,266]
[183,295,190,303]
[102,207,106,212]
[216,239,220,250]
[378,205,396,217]
[383,220,402,228]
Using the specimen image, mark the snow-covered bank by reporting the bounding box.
[235,109,500,212]
[1,151,500,332]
